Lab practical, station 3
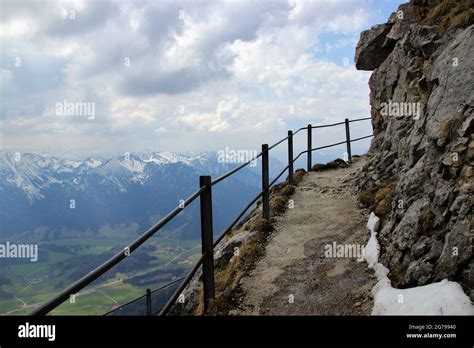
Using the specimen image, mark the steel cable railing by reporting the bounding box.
[349,117,371,123]
[311,121,346,128]
[211,154,262,185]
[350,134,374,142]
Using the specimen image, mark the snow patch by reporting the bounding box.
[364,212,474,315]
[84,158,102,168]
[363,212,380,268]
[120,158,144,173]
[372,279,473,315]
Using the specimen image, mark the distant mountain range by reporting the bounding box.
[0,150,283,241]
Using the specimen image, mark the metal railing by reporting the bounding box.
[31,117,372,316]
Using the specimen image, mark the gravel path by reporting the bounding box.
[233,157,376,315]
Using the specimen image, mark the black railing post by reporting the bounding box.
[345,118,352,163]
[261,144,270,220]
[307,124,312,172]
[288,130,294,185]
[199,175,215,311]
[146,288,152,316]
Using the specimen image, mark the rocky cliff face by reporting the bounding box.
[354,0,473,299]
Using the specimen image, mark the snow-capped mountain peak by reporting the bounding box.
[83,158,103,169]
[0,150,263,204]
[142,151,192,165]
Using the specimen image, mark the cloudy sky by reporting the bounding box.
[0,0,403,158]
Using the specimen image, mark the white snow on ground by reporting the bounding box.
[363,212,380,268]
[363,212,474,315]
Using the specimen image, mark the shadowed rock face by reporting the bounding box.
[355,2,420,70]
[354,0,473,299]
[355,23,395,70]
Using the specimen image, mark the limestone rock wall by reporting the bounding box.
[354,0,473,299]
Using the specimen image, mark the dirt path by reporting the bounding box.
[233,157,376,315]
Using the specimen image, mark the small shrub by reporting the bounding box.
[293,169,306,185]
[280,184,295,197]
[311,163,326,171]
[357,179,396,218]
[357,189,376,209]
[417,208,434,235]
[311,158,348,172]
[206,219,274,315]
[423,0,474,36]
[440,117,463,141]
[426,1,454,23]
[244,217,274,232]
[270,196,288,215]
[451,8,474,28]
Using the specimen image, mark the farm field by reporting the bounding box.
[0,237,200,315]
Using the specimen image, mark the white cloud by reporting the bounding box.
[0,0,394,155]
[178,112,230,133]
[0,18,34,37]
[155,126,167,133]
